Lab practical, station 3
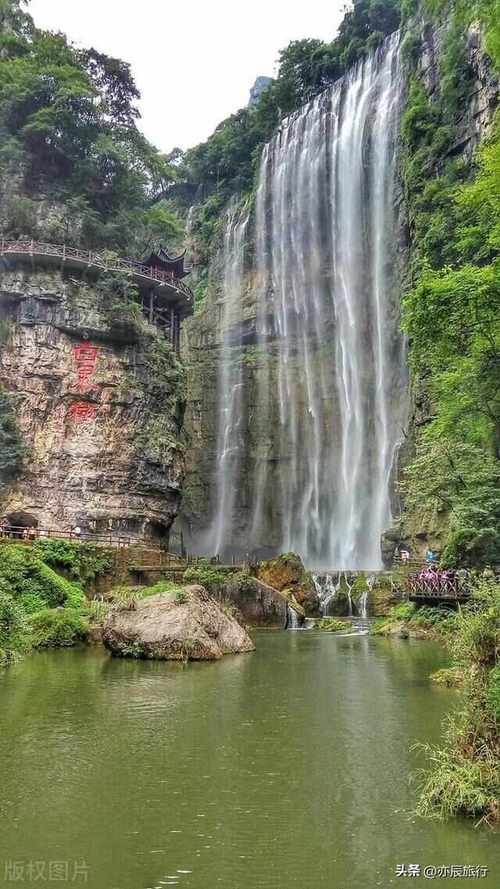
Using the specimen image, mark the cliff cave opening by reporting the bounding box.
[5,511,39,529]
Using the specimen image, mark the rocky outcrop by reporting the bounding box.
[418,21,498,157]
[0,267,185,541]
[102,584,255,660]
[221,571,289,626]
[255,553,318,614]
[248,76,273,107]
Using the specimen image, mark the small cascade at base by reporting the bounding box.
[286,605,304,630]
[313,573,341,616]
[312,570,380,634]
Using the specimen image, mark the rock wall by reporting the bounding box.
[0,267,186,542]
[178,240,289,556]
[418,21,498,158]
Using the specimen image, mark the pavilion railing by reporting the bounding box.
[0,238,194,306]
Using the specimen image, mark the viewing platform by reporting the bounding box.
[0,239,194,316]
[0,239,195,354]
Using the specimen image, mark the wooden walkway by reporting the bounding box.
[310,562,473,603]
[0,239,194,317]
[406,571,471,602]
[0,525,136,548]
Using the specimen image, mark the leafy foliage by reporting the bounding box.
[0,543,85,612]
[183,563,227,592]
[0,387,24,487]
[372,602,456,635]
[29,607,89,647]
[403,438,500,566]
[417,580,500,823]
[95,270,145,342]
[0,542,91,662]
[0,0,183,253]
[33,538,114,587]
[0,585,25,644]
[109,580,181,610]
[401,6,500,567]
[318,617,348,632]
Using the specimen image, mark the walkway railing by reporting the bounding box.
[406,569,471,600]
[0,525,134,548]
[0,238,194,306]
[0,524,248,563]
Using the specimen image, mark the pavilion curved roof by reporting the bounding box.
[142,246,190,279]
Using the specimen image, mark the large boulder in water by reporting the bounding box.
[103,585,255,661]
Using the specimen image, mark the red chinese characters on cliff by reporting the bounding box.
[67,341,99,422]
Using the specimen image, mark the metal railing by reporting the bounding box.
[0,525,134,548]
[0,238,194,305]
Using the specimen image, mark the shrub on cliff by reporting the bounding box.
[401,9,500,567]
[0,544,84,612]
[0,388,24,488]
[33,537,114,588]
[183,563,226,593]
[184,0,402,244]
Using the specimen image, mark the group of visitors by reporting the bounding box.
[0,519,83,541]
[409,564,469,595]
[0,521,42,540]
[396,545,439,564]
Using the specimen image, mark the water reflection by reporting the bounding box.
[0,635,498,889]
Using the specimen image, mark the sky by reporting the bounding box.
[29,0,346,153]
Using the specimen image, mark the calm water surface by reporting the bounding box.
[0,631,498,889]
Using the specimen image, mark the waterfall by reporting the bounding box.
[358,591,368,620]
[313,572,341,616]
[211,207,249,555]
[286,605,303,630]
[361,573,377,619]
[249,33,407,570]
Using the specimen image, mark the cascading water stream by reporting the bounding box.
[313,573,341,617]
[211,208,249,555]
[206,35,407,568]
[249,33,407,570]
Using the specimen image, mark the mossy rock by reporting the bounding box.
[256,552,318,614]
[318,618,349,632]
[430,667,465,688]
[283,590,306,618]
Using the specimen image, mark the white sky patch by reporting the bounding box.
[28,0,346,152]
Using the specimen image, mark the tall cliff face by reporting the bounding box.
[0,267,186,541]
[394,18,499,562]
[177,20,498,565]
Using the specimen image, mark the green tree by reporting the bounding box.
[0,5,183,253]
[0,389,23,487]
